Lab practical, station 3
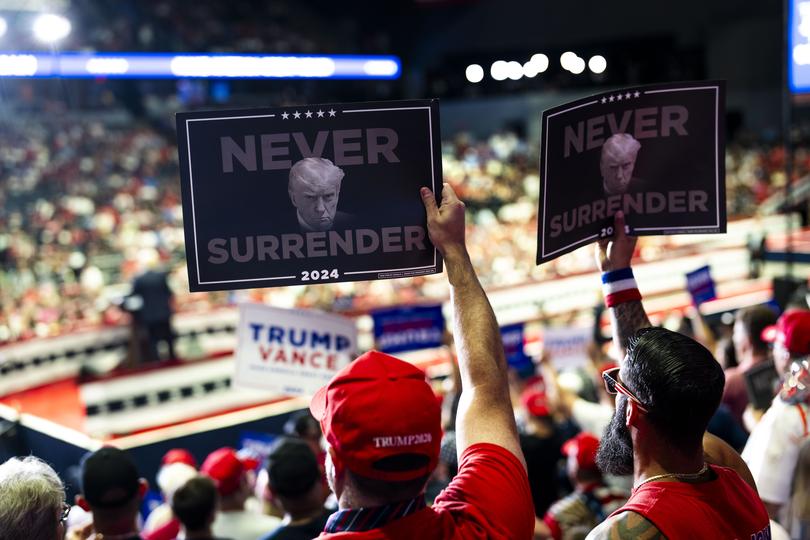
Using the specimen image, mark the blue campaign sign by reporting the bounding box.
[790,0,810,92]
[239,431,278,461]
[501,323,533,372]
[372,304,444,354]
[685,265,717,306]
[141,490,165,521]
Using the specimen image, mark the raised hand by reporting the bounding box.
[595,211,637,272]
[420,183,467,259]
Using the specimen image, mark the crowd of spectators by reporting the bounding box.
[0,346,626,540]
[0,191,805,537]
[0,116,801,346]
[2,300,804,538]
[0,118,186,343]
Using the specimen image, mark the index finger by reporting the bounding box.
[420,186,439,221]
[614,211,627,239]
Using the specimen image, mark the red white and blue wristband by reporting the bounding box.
[602,267,642,307]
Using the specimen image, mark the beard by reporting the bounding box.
[596,397,634,476]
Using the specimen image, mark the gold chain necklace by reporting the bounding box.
[635,462,710,490]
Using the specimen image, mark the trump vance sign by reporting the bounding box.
[233,303,358,396]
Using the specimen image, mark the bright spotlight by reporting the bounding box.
[363,60,398,76]
[465,63,484,83]
[490,60,508,81]
[523,61,539,78]
[0,17,7,39]
[560,51,577,71]
[530,53,549,73]
[569,57,586,74]
[588,55,607,74]
[506,61,523,80]
[0,54,38,76]
[33,14,72,43]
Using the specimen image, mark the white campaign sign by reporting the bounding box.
[543,326,592,370]
[234,303,357,396]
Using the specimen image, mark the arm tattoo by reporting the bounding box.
[609,299,651,357]
[609,511,666,540]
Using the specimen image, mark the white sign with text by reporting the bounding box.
[234,303,357,396]
[543,326,592,370]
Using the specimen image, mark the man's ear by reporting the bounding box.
[75,494,90,512]
[266,486,281,508]
[625,398,642,429]
[327,445,343,472]
[325,444,345,497]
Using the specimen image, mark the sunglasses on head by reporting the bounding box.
[602,366,649,413]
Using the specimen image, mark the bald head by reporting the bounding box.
[600,133,641,195]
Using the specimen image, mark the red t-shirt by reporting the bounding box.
[317,443,534,540]
[612,464,771,539]
[141,518,179,540]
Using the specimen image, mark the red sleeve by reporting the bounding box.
[433,443,534,540]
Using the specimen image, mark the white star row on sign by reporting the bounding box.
[600,91,641,104]
[281,109,337,119]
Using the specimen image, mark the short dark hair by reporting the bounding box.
[80,447,140,509]
[266,437,320,498]
[624,327,724,449]
[736,305,778,354]
[284,411,321,440]
[172,475,218,532]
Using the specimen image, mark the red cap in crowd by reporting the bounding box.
[200,447,254,496]
[310,350,442,482]
[161,448,197,469]
[520,387,550,418]
[562,432,600,471]
[761,309,810,356]
[598,362,619,377]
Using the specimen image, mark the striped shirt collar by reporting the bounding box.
[324,495,426,533]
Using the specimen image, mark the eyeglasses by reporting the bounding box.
[602,367,649,413]
[59,503,71,525]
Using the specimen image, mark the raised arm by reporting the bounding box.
[595,211,651,358]
[595,213,757,488]
[421,184,525,468]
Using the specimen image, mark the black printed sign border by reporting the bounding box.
[538,81,725,263]
[179,100,441,289]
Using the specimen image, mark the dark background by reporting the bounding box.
[5,0,786,138]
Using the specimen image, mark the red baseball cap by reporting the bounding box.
[310,350,441,482]
[761,309,810,356]
[200,447,254,496]
[520,387,550,418]
[562,432,600,471]
[161,448,197,469]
